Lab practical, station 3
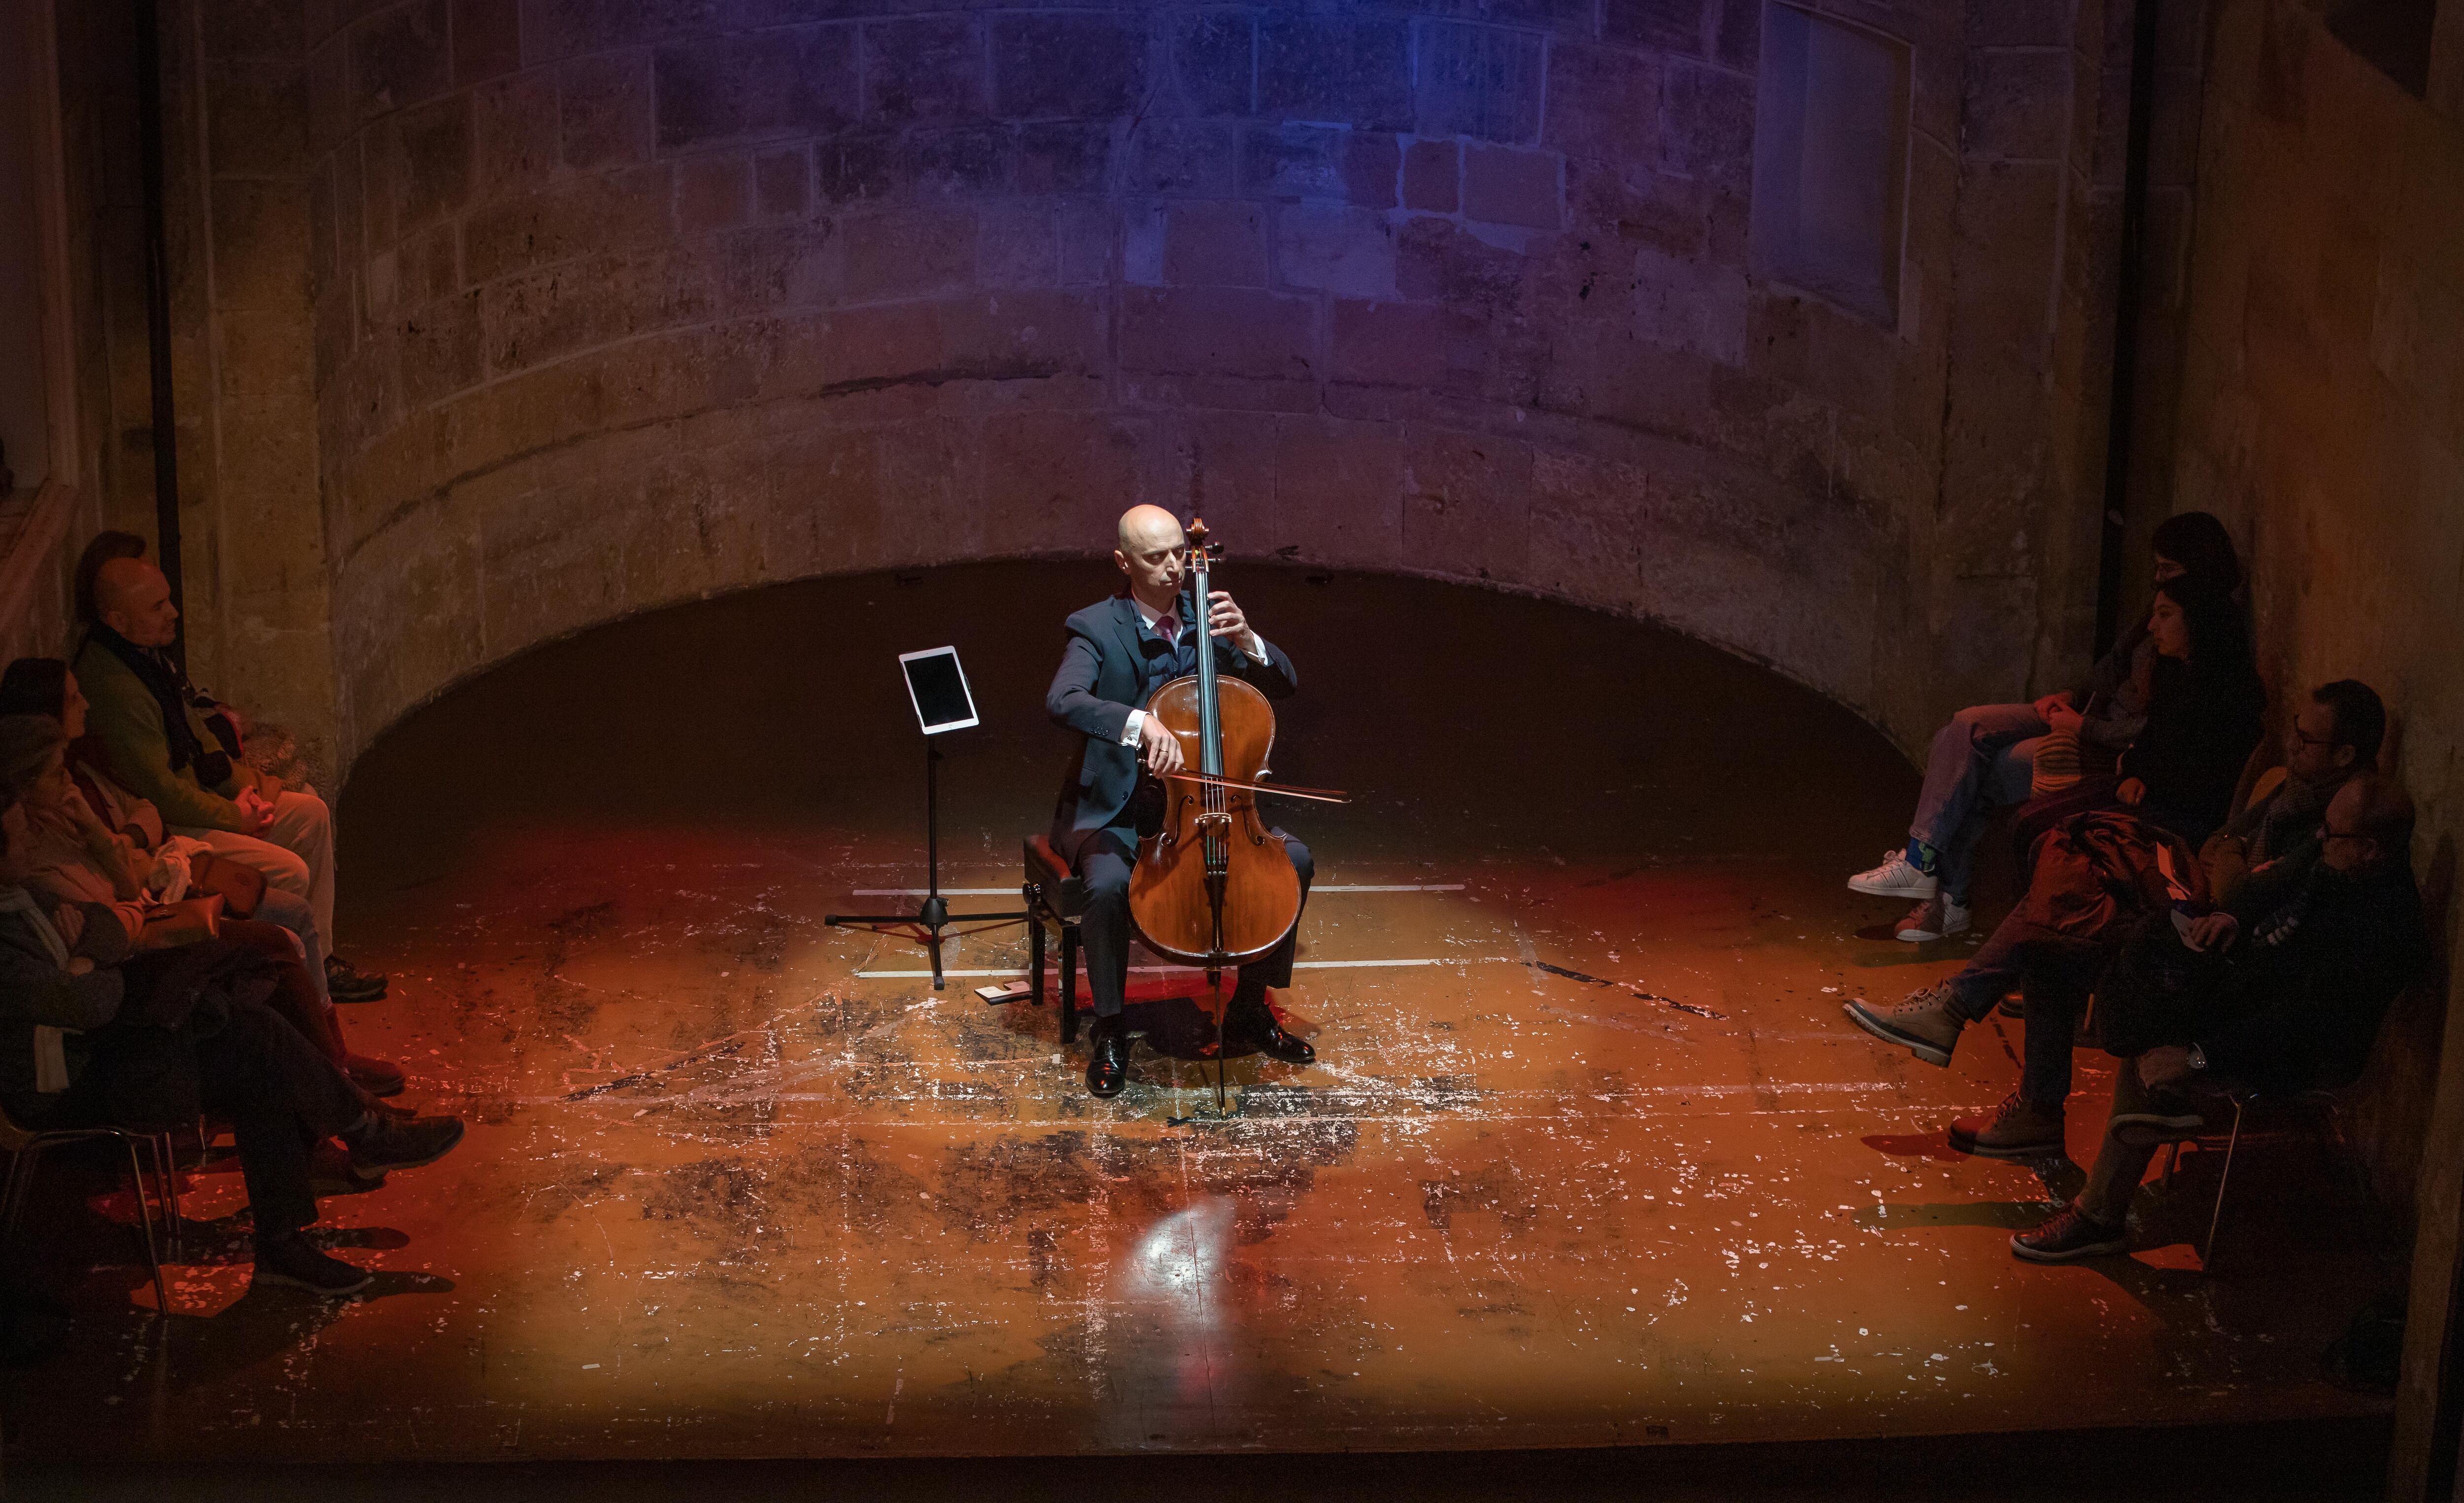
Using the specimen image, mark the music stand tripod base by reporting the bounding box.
[824,694,1024,990]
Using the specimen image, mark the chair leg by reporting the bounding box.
[1030,912,1047,1007]
[2201,1098,2246,1274]
[151,1132,180,1264]
[123,1138,171,1318]
[1060,923,1080,1046]
[2161,1141,2181,1189]
[0,1149,29,1254]
[1,1142,45,1255]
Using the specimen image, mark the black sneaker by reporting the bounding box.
[2011,1205,2129,1263]
[326,955,388,1002]
[346,1114,466,1176]
[253,1230,373,1295]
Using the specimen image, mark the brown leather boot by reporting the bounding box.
[1949,1092,2066,1159]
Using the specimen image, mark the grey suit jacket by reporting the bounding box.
[1045,592,1299,852]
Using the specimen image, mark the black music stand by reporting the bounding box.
[824,646,1026,990]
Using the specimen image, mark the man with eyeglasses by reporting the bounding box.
[2012,772,2429,1262]
[2200,680,2385,905]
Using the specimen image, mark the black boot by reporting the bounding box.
[1228,983,1314,1065]
[1085,1016,1131,1098]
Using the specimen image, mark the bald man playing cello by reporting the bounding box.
[1046,506,1316,1098]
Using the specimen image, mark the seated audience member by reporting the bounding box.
[2202,679,2384,905]
[0,657,345,1003]
[0,715,402,1096]
[2003,574,2266,860]
[1850,513,2243,943]
[0,786,463,1295]
[69,534,383,999]
[1842,581,2267,1145]
[2011,773,2428,1261]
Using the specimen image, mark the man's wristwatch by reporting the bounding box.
[2187,1043,2209,1072]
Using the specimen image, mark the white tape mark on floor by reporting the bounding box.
[851,883,1466,896]
[855,958,1446,979]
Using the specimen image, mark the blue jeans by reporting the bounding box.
[1948,910,2102,1109]
[1911,702,2049,903]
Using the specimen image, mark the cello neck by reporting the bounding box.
[1187,519,1223,779]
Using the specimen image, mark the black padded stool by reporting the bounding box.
[1022,835,1091,1044]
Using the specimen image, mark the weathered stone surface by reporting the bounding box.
[1416,22,1545,144]
[1243,124,1352,202]
[395,93,473,230]
[1462,143,1562,229]
[1661,58,1755,193]
[1546,42,1662,165]
[1330,297,1489,395]
[980,412,1153,546]
[864,18,985,124]
[1965,47,2072,161]
[1402,426,1535,578]
[1396,214,1530,303]
[1603,0,1708,55]
[1275,205,1397,297]
[212,178,311,312]
[562,50,654,169]
[398,290,484,406]
[452,0,521,86]
[1120,287,1316,381]
[1128,121,1238,197]
[210,63,309,179]
[992,15,1146,120]
[1259,15,1413,132]
[754,148,811,220]
[676,155,750,236]
[654,27,856,150]
[349,0,450,121]
[1631,245,1747,364]
[1346,132,1403,209]
[1166,202,1268,286]
[463,166,674,283]
[842,209,979,300]
[476,73,560,199]
[1713,0,1761,70]
[1403,139,1459,212]
[1274,417,1403,563]
[1017,124,1114,196]
[205,0,304,60]
[1165,11,1254,117]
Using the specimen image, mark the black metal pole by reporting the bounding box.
[824,730,1026,994]
[2091,0,2162,660]
[134,0,186,669]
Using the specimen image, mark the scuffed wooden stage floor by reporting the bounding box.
[0,564,2392,1462]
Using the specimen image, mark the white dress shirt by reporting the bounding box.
[1120,595,1271,748]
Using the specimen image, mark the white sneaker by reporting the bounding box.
[1895,894,1971,942]
[1849,848,1938,899]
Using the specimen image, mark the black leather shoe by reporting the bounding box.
[1231,995,1315,1065]
[1085,1020,1131,1098]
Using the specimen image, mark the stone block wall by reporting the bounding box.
[2165,5,2464,1484]
[99,0,2131,770]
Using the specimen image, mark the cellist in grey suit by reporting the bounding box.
[1045,505,1315,1098]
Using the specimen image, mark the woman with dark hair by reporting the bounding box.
[1844,571,2267,1156]
[2007,573,2266,855]
[0,781,464,1297]
[1849,512,2245,943]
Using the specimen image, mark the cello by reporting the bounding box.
[1127,521,1346,1109]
